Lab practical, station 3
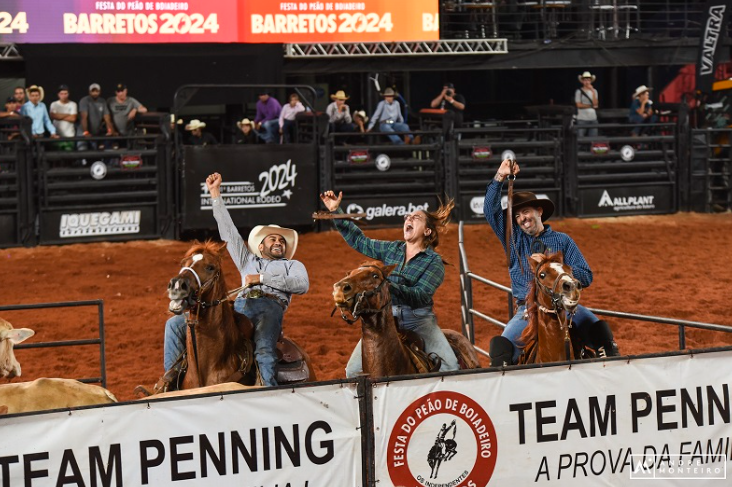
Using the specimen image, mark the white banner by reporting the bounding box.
[0,383,362,487]
[373,350,732,486]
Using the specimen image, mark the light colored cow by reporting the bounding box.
[0,378,118,414]
[0,318,34,379]
[142,382,257,400]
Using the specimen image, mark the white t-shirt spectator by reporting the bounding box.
[50,100,78,137]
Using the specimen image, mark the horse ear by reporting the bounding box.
[215,241,228,254]
[528,253,545,272]
[553,250,564,263]
[383,264,397,276]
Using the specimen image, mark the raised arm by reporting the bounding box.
[483,158,520,249]
[320,190,394,260]
[207,172,252,272]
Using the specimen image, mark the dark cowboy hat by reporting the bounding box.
[509,192,555,222]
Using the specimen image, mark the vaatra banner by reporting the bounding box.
[696,0,731,94]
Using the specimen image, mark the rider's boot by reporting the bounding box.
[153,367,181,394]
[591,320,620,358]
[490,336,515,367]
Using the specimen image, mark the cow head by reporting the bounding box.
[0,318,35,379]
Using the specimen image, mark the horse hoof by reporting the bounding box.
[133,385,152,398]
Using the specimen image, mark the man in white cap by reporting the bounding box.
[575,71,599,137]
[184,119,217,146]
[628,85,657,136]
[163,172,309,387]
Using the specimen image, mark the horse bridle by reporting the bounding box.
[334,265,392,324]
[534,259,581,360]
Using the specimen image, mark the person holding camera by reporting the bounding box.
[430,82,466,127]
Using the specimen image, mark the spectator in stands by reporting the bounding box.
[50,85,78,144]
[353,110,368,133]
[430,82,466,128]
[367,88,417,145]
[108,83,147,136]
[319,189,460,376]
[279,93,305,143]
[184,119,217,146]
[235,118,258,145]
[326,90,356,135]
[575,71,599,137]
[253,91,282,144]
[12,86,25,113]
[628,85,658,136]
[80,83,113,139]
[485,158,620,367]
[0,97,20,120]
[1,97,21,141]
[21,86,58,138]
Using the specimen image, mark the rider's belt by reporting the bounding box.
[381,119,395,124]
[246,289,287,310]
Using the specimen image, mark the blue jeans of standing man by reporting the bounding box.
[379,122,413,145]
[502,303,598,364]
[163,296,284,386]
[258,119,280,143]
[344,304,459,377]
[576,119,598,138]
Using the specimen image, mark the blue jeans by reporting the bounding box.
[502,304,598,364]
[163,297,284,387]
[257,119,280,143]
[576,119,598,138]
[379,122,413,145]
[345,305,459,377]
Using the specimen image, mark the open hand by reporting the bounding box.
[320,190,342,212]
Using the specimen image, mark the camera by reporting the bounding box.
[445,89,454,97]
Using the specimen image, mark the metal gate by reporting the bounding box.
[33,130,172,245]
[0,119,33,247]
[452,122,563,222]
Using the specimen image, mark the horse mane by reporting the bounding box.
[518,278,539,359]
[182,240,242,364]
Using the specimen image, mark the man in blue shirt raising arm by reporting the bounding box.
[484,158,619,366]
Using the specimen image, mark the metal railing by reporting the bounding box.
[439,0,717,41]
[0,300,108,387]
[458,221,732,358]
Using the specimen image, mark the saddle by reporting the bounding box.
[153,336,311,394]
[399,330,441,374]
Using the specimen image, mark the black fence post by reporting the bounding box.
[676,103,690,211]
[563,113,578,216]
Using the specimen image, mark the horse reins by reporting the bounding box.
[334,265,392,324]
[534,260,580,361]
[178,262,223,387]
[504,159,525,275]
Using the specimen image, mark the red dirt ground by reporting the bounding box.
[3,212,732,401]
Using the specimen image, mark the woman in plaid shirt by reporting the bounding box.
[320,190,460,377]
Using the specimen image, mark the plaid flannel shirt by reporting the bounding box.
[332,211,444,308]
[483,180,593,301]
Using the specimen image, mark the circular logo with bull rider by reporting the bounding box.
[387,391,497,487]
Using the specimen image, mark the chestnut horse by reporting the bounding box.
[332,261,480,378]
[164,241,315,390]
[518,251,587,364]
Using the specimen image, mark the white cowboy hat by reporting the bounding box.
[236,118,255,129]
[578,71,596,82]
[247,224,298,260]
[330,90,350,101]
[354,110,369,123]
[25,85,44,102]
[185,119,206,131]
[381,87,397,97]
[633,85,652,98]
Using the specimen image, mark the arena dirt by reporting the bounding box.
[3,212,731,401]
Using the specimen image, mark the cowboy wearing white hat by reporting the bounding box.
[326,89,355,137]
[236,117,258,144]
[21,85,59,138]
[184,119,217,146]
[163,172,308,387]
[628,85,656,136]
[367,86,416,145]
[575,71,599,138]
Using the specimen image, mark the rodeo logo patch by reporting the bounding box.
[387,391,498,487]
